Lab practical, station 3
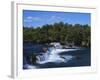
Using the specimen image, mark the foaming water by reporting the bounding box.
[23,45,90,69]
[23,64,37,69]
[36,48,78,64]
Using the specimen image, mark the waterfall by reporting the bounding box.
[36,47,77,64]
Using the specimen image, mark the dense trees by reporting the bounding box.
[23,22,90,47]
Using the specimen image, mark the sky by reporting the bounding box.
[23,10,91,28]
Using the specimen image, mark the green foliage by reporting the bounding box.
[23,22,90,47]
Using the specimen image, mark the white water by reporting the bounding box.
[24,48,79,69]
[36,48,78,64]
[24,64,37,69]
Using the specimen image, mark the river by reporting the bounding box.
[23,43,90,69]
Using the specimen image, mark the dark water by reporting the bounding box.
[23,43,91,69]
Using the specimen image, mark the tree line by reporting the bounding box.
[23,22,90,47]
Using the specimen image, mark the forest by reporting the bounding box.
[23,22,90,47]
